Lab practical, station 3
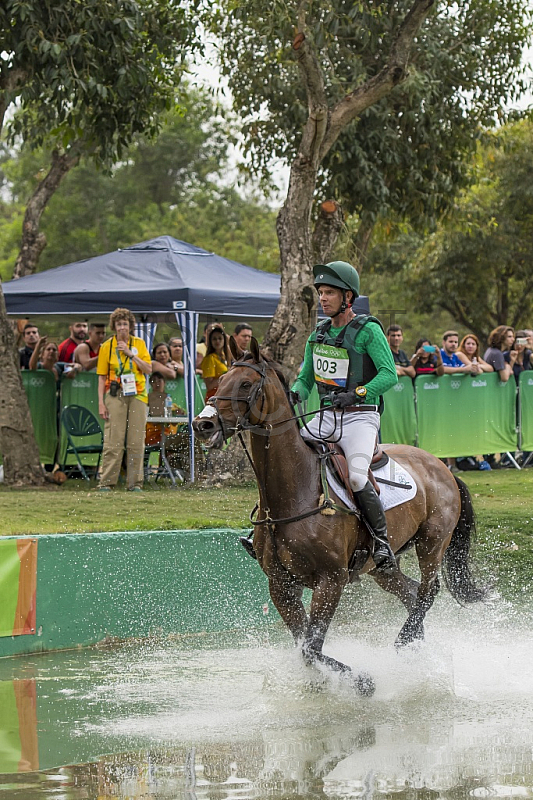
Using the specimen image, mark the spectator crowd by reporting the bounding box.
[386,323,533,471]
[16,314,533,483]
[16,314,255,487]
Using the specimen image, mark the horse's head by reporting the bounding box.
[193,336,291,449]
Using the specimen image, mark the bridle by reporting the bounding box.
[207,360,270,440]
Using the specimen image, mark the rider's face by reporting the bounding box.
[318,285,343,316]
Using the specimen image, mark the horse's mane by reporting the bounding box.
[235,352,290,393]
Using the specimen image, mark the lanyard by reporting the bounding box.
[115,337,133,375]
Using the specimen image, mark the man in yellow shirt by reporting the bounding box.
[97,308,152,491]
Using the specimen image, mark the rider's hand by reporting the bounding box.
[289,390,302,407]
[331,390,356,409]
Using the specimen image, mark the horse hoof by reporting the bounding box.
[354,671,375,697]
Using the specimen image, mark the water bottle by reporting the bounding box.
[164,394,173,418]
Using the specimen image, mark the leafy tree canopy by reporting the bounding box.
[0,90,279,278]
[367,120,533,343]
[210,0,531,230]
[0,0,199,162]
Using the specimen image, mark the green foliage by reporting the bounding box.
[0,91,279,273]
[209,0,531,229]
[373,120,533,342]
[0,0,200,165]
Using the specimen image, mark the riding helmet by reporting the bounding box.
[313,261,360,297]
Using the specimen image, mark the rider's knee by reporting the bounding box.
[349,472,368,493]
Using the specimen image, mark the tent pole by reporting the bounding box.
[175,310,198,482]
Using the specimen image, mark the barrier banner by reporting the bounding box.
[59,372,102,466]
[519,372,533,451]
[381,376,417,446]
[21,370,58,464]
[0,539,37,637]
[416,373,516,457]
[165,376,206,415]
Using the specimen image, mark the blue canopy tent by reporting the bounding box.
[3,235,369,480]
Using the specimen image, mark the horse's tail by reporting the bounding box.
[442,476,489,604]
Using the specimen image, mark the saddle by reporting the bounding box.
[307,439,389,499]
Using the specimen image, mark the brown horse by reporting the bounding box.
[193,338,487,693]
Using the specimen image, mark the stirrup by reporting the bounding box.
[239,535,257,560]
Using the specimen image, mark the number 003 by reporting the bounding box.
[315,357,337,374]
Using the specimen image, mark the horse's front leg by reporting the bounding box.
[303,574,375,696]
[268,565,308,645]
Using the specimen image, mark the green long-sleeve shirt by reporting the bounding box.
[292,319,398,406]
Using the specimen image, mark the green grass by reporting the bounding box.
[0,481,258,535]
[459,468,533,600]
[1,469,532,598]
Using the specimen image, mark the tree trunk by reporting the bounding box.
[261,155,320,379]
[262,0,435,376]
[0,286,45,486]
[12,148,80,279]
[349,218,375,272]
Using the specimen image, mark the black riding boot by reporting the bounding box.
[354,481,397,575]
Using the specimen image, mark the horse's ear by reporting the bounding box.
[250,336,261,363]
[229,335,243,361]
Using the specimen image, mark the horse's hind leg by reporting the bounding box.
[395,527,449,647]
[371,556,420,612]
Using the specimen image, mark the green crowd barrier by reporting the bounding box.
[416,372,517,458]
[21,370,58,464]
[381,376,417,446]
[519,372,533,451]
[58,372,102,467]
[22,369,532,468]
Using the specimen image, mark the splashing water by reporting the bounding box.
[1,589,533,798]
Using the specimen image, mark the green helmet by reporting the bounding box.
[313,261,360,297]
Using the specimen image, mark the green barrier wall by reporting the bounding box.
[519,372,533,451]
[417,373,517,457]
[59,372,102,466]
[381,376,417,445]
[21,370,58,464]
[0,529,271,659]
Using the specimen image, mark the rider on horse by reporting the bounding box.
[290,261,398,575]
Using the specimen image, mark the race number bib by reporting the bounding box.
[312,343,349,388]
[120,372,137,396]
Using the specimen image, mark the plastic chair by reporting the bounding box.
[60,405,104,481]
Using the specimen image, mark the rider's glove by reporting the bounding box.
[289,390,302,407]
[331,386,367,409]
[331,390,356,409]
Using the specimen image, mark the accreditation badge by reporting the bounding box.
[312,343,349,388]
[120,372,137,396]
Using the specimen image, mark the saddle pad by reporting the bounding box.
[326,457,417,513]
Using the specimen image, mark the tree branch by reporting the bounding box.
[292,6,328,166]
[12,147,81,279]
[311,200,344,264]
[0,67,27,137]
[349,218,375,271]
[320,0,435,159]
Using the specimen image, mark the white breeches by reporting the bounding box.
[301,409,381,493]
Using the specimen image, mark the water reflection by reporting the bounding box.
[1,591,533,799]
